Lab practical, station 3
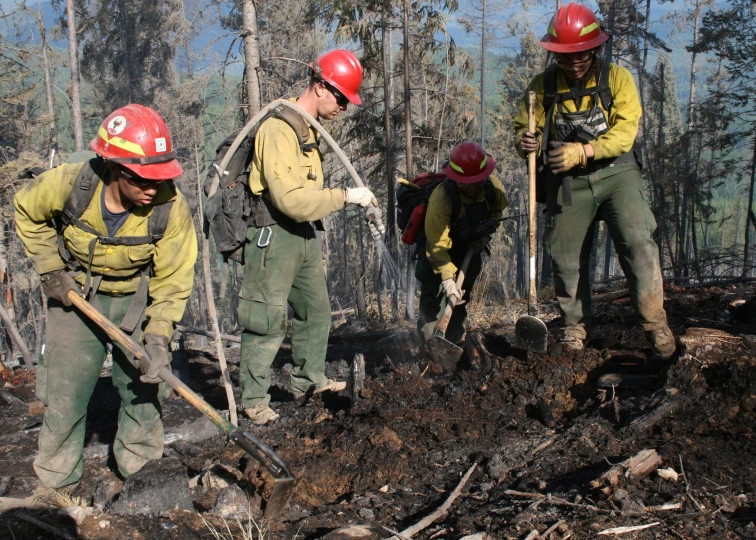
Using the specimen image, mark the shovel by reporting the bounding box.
[427,247,475,370]
[514,90,548,354]
[66,291,297,519]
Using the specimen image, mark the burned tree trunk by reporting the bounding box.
[66,0,84,151]
[242,0,262,118]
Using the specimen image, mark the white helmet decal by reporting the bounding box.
[107,116,127,135]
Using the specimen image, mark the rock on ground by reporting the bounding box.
[111,458,193,516]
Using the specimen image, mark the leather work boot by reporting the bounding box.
[290,378,346,398]
[557,333,584,352]
[244,404,280,425]
[31,482,82,507]
[316,379,346,394]
[646,325,676,359]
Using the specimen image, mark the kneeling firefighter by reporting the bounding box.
[513,2,675,357]
[415,141,509,344]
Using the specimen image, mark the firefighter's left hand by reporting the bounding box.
[547,142,587,174]
[140,334,171,384]
[471,233,492,255]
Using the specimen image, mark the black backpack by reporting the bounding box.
[397,172,495,246]
[203,104,315,263]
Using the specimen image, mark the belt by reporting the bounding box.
[558,151,637,206]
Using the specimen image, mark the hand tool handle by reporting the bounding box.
[527,91,538,317]
[66,291,234,435]
[432,247,475,338]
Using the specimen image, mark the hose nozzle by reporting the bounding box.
[364,205,386,241]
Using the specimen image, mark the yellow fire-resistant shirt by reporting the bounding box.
[425,175,509,281]
[248,99,345,222]
[14,162,198,339]
[514,63,642,161]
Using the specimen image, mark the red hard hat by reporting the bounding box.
[310,49,363,106]
[540,3,610,54]
[443,141,496,184]
[89,104,183,180]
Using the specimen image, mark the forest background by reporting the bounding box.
[0,0,755,364]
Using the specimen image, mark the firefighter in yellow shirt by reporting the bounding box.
[14,104,197,493]
[417,141,508,343]
[513,3,675,357]
[239,50,377,425]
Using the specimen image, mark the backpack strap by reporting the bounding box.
[541,59,614,169]
[596,59,613,113]
[483,178,495,208]
[272,105,319,154]
[442,178,462,223]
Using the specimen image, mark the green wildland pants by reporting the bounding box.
[35,294,167,489]
[415,239,482,345]
[237,222,331,409]
[544,162,667,340]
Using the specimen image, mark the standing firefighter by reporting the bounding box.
[238,49,377,425]
[514,3,675,356]
[416,141,508,344]
[14,104,197,492]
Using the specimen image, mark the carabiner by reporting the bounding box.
[257,226,272,248]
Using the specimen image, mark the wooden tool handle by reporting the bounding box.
[66,291,234,434]
[433,248,475,336]
[527,91,538,316]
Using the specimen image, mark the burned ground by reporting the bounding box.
[0,283,755,539]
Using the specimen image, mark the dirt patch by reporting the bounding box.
[1,284,755,538]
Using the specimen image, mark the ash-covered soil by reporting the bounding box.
[1,283,755,539]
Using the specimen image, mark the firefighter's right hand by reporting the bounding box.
[140,334,171,384]
[520,131,538,154]
[442,278,464,305]
[40,269,79,306]
[345,187,378,208]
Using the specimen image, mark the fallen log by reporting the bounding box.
[176,325,240,344]
[591,449,662,492]
[623,397,682,435]
[176,325,292,351]
[593,289,630,303]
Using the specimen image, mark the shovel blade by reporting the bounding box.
[427,335,464,371]
[514,315,548,353]
[264,475,298,520]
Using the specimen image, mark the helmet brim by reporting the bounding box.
[89,134,184,180]
[443,154,496,184]
[539,31,609,53]
[123,160,184,181]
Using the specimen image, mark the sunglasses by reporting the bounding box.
[118,167,163,189]
[322,81,349,108]
[556,54,593,67]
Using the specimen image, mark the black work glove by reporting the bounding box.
[40,269,79,306]
[520,131,539,154]
[140,334,171,384]
[471,233,493,255]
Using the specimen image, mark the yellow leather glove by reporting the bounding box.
[547,142,587,174]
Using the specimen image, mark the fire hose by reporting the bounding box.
[205,99,386,241]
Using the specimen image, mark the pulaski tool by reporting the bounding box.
[427,247,475,371]
[514,90,549,354]
[66,291,297,519]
